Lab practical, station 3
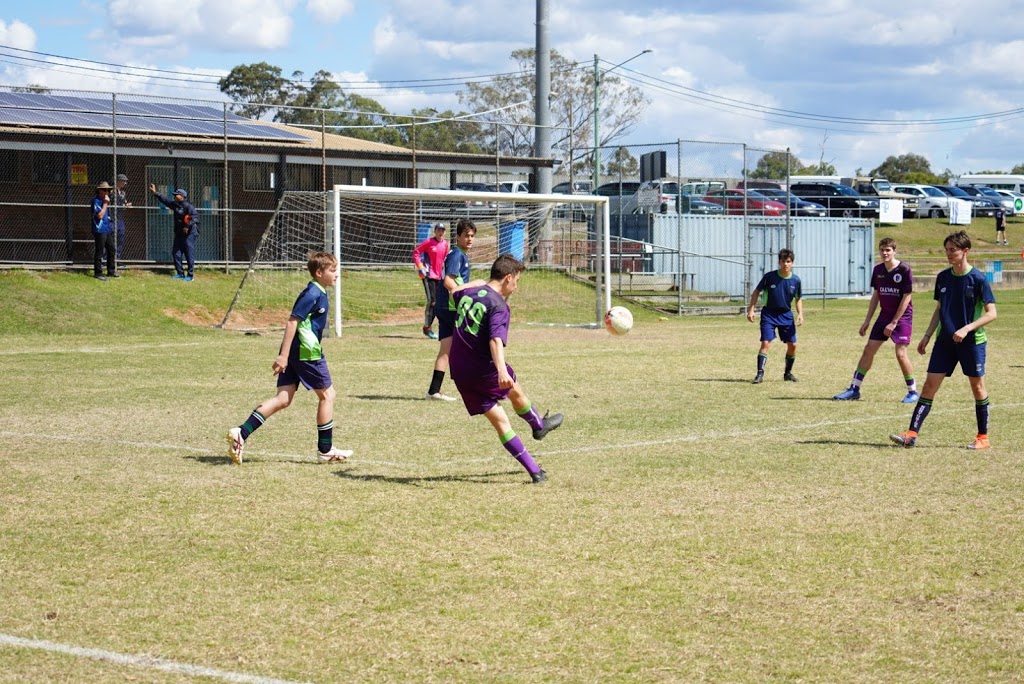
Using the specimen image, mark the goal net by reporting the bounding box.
[220,185,611,335]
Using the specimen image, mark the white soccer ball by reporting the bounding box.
[604,306,633,335]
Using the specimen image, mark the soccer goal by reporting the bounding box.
[220,185,611,336]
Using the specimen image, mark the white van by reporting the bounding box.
[956,174,1024,193]
[499,181,530,193]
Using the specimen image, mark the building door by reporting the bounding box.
[145,165,226,262]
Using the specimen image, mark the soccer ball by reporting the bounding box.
[604,306,633,335]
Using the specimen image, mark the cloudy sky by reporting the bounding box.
[2,0,1023,177]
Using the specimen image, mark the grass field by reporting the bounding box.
[1,252,1023,682]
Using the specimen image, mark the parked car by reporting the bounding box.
[957,184,1016,215]
[499,180,530,194]
[418,183,498,219]
[932,185,1000,217]
[788,182,879,218]
[891,184,950,218]
[755,188,828,217]
[702,188,787,216]
[679,193,726,215]
[595,181,642,197]
[552,180,592,195]
[994,189,1024,213]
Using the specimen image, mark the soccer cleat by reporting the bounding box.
[784,372,798,382]
[901,391,921,404]
[833,387,861,401]
[889,431,917,448]
[226,427,245,464]
[423,328,438,340]
[530,469,547,484]
[108,273,121,278]
[752,372,764,384]
[184,275,194,282]
[172,273,185,279]
[317,446,352,463]
[94,274,108,281]
[425,391,456,401]
[532,411,564,440]
[967,435,991,450]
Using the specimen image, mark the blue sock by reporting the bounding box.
[757,353,767,373]
[501,431,540,475]
[909,398,932,433]
[240,410,265,440]
[317,420,333,454]
[976,397,990,435]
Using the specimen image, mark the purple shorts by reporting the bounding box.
[452,363,516,416]
[277,356,332,391]
[869,316,913,344]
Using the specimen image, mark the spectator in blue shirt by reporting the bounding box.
[149,184,200,280]
[91,181,117,280]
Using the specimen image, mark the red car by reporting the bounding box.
[702,189,787,216]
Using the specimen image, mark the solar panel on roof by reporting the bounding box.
[0,92,308,141]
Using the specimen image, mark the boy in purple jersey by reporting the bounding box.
[890,231,997,450]
[834,238,919,402]
[226,252,352,465]
[449,254,563,484]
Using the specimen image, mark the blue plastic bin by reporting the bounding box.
[498,221,527,260]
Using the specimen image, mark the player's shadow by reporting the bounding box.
[797,438,895,449]
[690,378,757,384]
[333,469,522,487]
[182,455,320,467]
[768,396,842,401]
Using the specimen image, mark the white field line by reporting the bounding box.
[0,634,312,684]
[3,402,1021,468]
[0,341,209,355]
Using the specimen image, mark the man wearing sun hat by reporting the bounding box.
[91,181,117,280]
[149,183,200,281]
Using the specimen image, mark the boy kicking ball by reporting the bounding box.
[449,254,563,483]
[833,238,919,403]
[227,252,352,464]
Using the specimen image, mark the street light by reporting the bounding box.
[593,49,651,191]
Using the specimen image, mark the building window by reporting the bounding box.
[287,164,321,191]
[0,149,17,183]
[243,161,274,192]
[32,151,67,184]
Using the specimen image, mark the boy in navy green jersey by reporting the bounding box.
[425,218,476,401]
[747,248,803,384]
[449,254,563,483]
[227,252,351,464]
[890,231,997,450]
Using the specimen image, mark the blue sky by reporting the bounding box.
[2,0,1024,177]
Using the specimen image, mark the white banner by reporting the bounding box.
[879,199,903,224]
[948,198,972,225]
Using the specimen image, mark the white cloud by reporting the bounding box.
[107,0,296,51]
[306,0,354,24]
[0,19,36,50]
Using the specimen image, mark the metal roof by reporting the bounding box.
[0,92,307,141]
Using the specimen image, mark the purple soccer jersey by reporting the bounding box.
[869,260,914,343]
[449,285,515,415]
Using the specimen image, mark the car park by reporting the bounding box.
[931,185,1000,217]
[702,188,787,216]
[891,184,951,218]
[552,180,592,195]
[788,182,879,218]
[956,184,1016,215]
[499,180,530,193]
[679,194,726,215]
[755,188,828,217]
[994,189,1024,213]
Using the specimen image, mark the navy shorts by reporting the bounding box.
[277,356,333,390]
[760,310,797,344]
[452,364,516,416]
[927,338,986,378]
[436,309,456,340]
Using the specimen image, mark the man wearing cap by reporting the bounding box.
[149,183,200,281]
[91,181,117,280]
[110,173,132,263]
[412,222,449,339]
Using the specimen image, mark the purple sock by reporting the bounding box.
[515,403,544,432]
[501,432,540,475]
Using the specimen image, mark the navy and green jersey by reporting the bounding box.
[449,285,511,379]
[435,246,470,314]
[756,270,802,312]
[289,280,329,361]
[934,267,995,344]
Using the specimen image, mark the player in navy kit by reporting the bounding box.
[833,238,919,402]
[449,254,563,483]
[747,248,803,384]
[226,252,352,464]
[425,219,476,401]
[890,231,997,450]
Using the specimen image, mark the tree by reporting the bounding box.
[218,62,290,119]
[605,147,639,178]
[459,48,649,175]
[1012,164,1024,175]
[402,108,485,154]
[750,151,799,179]
[797,161,837,175]
[868,153,934,182]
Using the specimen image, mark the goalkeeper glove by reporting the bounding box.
[417,265,428,279]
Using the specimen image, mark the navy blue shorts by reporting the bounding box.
[436,309,456,340]
[927,338,986,378]
[759,310,797,344]
[277,357,333,390]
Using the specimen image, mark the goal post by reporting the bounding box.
[329,184,611,336]
[219,185,610,336]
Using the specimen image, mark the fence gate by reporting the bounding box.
[145,165,225,262]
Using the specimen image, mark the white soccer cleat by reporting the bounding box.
[226,427,245,465]
[317,447,352,463]
[425,391,456,401]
